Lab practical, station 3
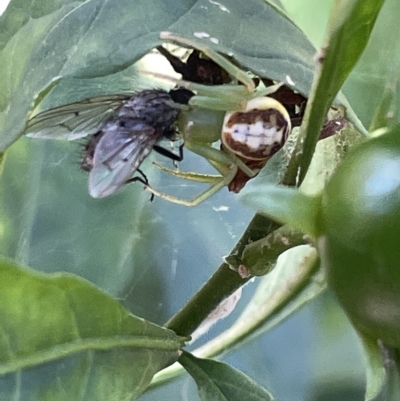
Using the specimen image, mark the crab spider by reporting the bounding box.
[144,32,292,206]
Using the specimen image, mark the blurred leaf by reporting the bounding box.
[0,151,6,175]
[299,113,364,195]
[297,0,385,183]
[383,347,400,401]
[0,0,317,151]
[267,0,284,9]
[186,246,325,358]
[342,0,400,129]
[240,184,321,238]
[0,258,183,400]
[179,351,275,401]
[369,83,400,132]
[279,0,334,47]
[359,334,386,401]
[363,342,400,401]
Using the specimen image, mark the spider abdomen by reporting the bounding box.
[222,97,291,161]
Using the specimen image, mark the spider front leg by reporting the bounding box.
[145,143,242,207]
[159,32,285,104]
[160,31,256,93]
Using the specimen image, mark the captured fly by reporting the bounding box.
[26,89,186,198]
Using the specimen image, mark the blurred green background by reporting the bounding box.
[1,0,399,399]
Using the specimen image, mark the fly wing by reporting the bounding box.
[89,120,162,198]
[25,95,130,140]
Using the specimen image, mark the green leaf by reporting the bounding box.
[239,183,322,238]
[296,0,386,183]
[179,351,275,401]
[0,0,317,151]
[0,258,183,401]
[342,0,400,130]
[359,333,386,401]
[361,339,400,401]
[369,85,399,133]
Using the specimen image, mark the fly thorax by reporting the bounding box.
[118,90,178,132]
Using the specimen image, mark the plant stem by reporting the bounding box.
[164,213,279,336]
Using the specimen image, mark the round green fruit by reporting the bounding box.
[318,127,400,346]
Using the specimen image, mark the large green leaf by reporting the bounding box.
[0,258,183,401]
[0,0,316,151]
[179,351,275,401]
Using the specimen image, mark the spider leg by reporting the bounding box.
[160,32,256,93]
[153,142,184,162]
[125,169,155,202]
